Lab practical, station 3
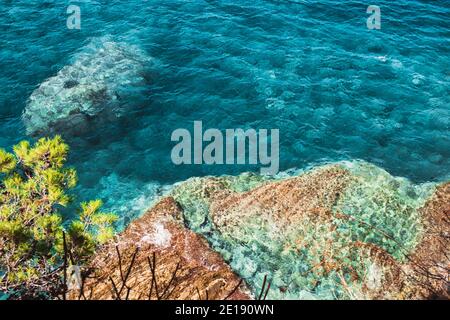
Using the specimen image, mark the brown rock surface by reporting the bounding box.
[209,165,351,234]
[69,197,249,300]
[405,182,450,299]
[69,163,449,300]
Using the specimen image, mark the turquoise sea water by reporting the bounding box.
[0,1,449,225]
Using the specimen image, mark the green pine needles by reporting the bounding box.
[0,136,117,299]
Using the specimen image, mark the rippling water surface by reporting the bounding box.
[0,0,449,224]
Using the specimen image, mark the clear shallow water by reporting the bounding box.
[0,0,449,224]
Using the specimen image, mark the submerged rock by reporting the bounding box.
[169,160,448,300]
[23,37,151,135]
[77,160,448,300]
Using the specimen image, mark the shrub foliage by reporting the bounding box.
[0,136,117,299]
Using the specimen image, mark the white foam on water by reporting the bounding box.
[140,222,172,248]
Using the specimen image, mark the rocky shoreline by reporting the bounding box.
[71,161,449,300]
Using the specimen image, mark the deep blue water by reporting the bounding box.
[1,0,449,224]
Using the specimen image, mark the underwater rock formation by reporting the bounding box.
[70,197,249,300]
[23,37,151,135]
[78,160,448,300]
[169,161,448,300]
